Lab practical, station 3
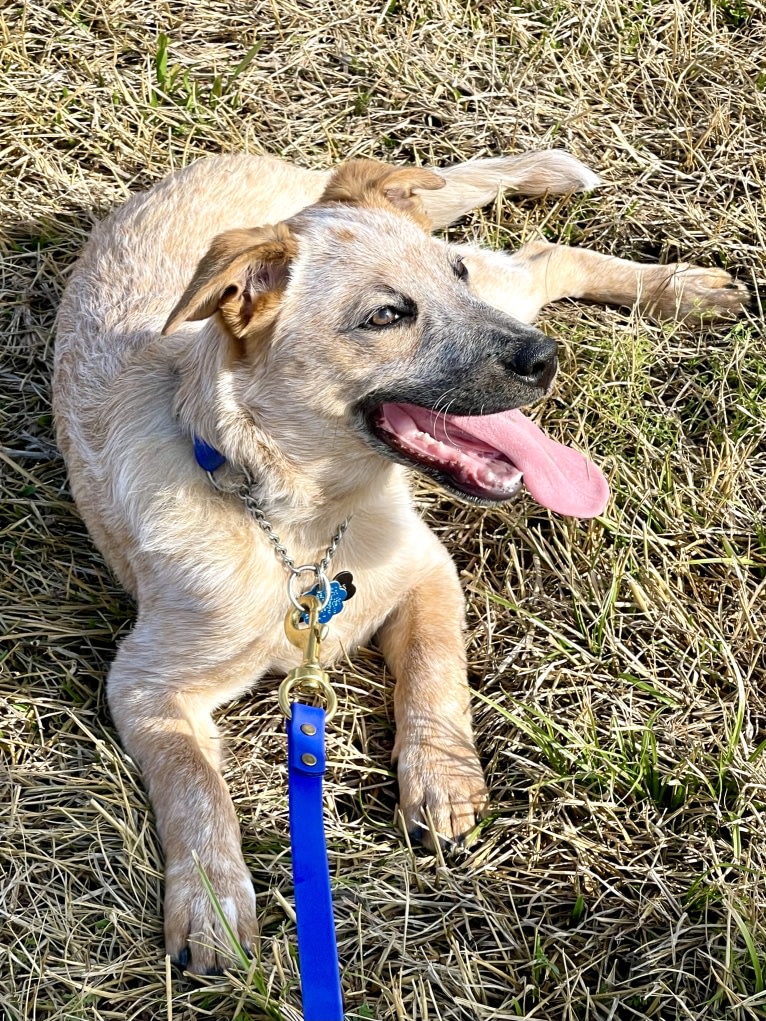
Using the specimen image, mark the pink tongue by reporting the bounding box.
[449,408,609,518]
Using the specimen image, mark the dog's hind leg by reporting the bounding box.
[461,239,750,324]
[421,151,601,229]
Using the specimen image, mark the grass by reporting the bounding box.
[1,0,765,1018]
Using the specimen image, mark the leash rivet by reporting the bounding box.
[301,724,317,736]
[301,753,318,766]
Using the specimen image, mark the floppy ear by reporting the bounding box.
[162,223,298,338]
[320,159,445,229]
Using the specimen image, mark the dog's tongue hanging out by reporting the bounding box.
[377,403,609,518]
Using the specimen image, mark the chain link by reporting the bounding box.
[318,517,350,575]
[206,470,350,607]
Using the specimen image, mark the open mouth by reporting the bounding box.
[370,402,609,518]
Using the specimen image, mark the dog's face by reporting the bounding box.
[164,161,561,506]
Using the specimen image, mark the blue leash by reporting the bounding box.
[287,703,344,1020]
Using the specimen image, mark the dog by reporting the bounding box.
[53,149,748,973]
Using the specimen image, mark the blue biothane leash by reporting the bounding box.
[287,702,344,1021]
[194,436,346,1020]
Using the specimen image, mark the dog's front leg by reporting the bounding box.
[376,547,488,848]
[107,633,257,974]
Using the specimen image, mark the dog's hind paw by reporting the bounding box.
[649,264,750,321]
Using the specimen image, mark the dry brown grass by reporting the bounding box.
[1,1,765,1018]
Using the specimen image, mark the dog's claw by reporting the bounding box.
[173,947,190,969]
[407,823,468,854]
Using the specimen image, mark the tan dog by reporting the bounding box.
[53,150,747,973]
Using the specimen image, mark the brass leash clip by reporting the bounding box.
[279,594,338,721]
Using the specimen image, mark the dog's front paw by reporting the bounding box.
[652,264,750,320]
[164,849,257,974]
[396,735,488,850]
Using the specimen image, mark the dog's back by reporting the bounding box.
[56,156,329,372]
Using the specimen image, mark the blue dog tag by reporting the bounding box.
[300,573,355,624]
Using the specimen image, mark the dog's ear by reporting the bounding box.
[162,224,297,339]
[380,167,446,215]
[321,159,445,229]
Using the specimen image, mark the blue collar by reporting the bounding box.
[193,434,227,473]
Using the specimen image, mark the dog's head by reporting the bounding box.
[163,160,607,518]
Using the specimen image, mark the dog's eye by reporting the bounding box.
[453,258,468,282]
[366,306,402,328]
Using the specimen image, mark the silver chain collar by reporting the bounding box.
[205,469,350,611]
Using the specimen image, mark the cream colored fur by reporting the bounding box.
[53,149,747,973]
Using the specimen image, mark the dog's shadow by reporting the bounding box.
[2,207,136,700]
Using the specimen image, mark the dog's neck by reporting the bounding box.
[193,432,399,534]
[254,454,396,537]
[174,326,401,540]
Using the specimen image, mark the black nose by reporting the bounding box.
[505,333,558,389]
